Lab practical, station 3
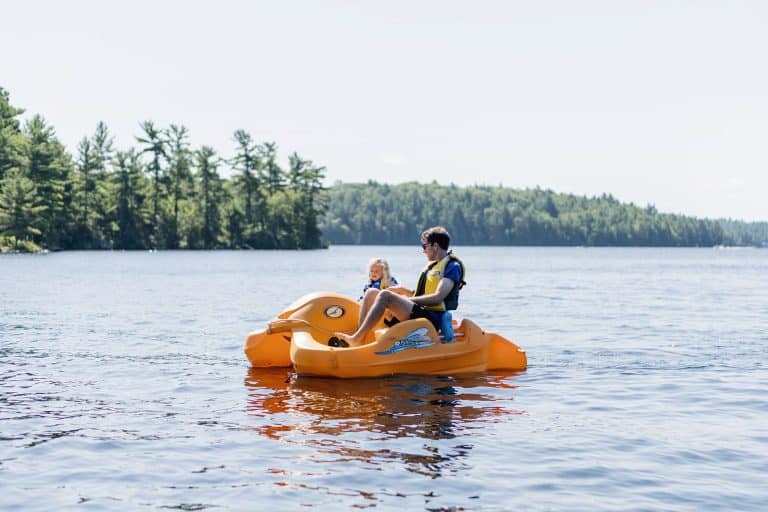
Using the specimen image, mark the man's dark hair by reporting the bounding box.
[421,226,451,250]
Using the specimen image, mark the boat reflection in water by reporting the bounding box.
[244,368,525,479]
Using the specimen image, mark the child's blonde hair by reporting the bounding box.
[368,257,393,289]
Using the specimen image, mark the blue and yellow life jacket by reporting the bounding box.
[414,252,466,311]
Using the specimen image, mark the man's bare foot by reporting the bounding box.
[334,332,362,347]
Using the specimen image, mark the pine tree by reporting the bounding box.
[23,115,75,249]
[260,142,284,196]
[194,146,224,249]
[112,149,149,249]
[0,88,27,182]
[136,120,168,247]
[287,152,326,248]
[74,136,98,246]
[0,169,46,251]
[165,124,194,248]
[231,129,263,241]
[90,121,115,247]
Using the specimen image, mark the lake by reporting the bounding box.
[1,246,766,511]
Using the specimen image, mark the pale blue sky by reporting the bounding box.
[3,0,767,221]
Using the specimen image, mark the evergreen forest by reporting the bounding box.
[0,88,327,252]
[321,182,737,246]
[2,87,766,252]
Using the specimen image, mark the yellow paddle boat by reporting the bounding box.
[244,291,527,378]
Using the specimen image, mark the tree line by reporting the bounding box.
[320,181,765,247]
[716,219,768,247]
[3,87,766,252]
[0,88,327,252]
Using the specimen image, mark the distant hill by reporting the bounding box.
[717,219,768,247]
[320,181,766,247]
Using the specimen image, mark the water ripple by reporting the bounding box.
[2,248,767,511]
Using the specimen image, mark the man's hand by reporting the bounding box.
[387,285,412,296]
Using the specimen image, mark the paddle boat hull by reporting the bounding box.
[244,292,527,378]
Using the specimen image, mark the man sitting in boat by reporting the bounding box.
[335,226,465,347]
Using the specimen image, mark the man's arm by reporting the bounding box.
[411,278,454,307]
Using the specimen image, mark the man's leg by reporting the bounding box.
[338,290,414,346]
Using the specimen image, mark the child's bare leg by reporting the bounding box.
[358,288,379,326]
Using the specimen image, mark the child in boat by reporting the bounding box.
[360,257,398,300]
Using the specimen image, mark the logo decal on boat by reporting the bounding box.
[324,305,345,318]
[375,327,434,355]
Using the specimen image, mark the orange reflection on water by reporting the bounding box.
[244,368,526,487]
[244,368,525,442]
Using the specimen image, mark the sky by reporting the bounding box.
[3,0,767,221]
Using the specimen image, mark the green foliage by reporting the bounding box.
[74,136,98,246]
[0,89,329,251]
[136,120,169,247]
[0,235,41,253]
[22,115,75,249]
[718,219,768,247]
[230,129,265,245]
[111,149,150,249]
[191,146,224,249]
[0,169,46,250]
[0,87,28,181]
[261,142,284,196]
[2,87,763,251]
[165,124,194,249]
[319,182,749,247]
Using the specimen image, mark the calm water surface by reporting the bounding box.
[1,247,766,511]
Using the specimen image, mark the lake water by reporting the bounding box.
[1,247,766,511]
